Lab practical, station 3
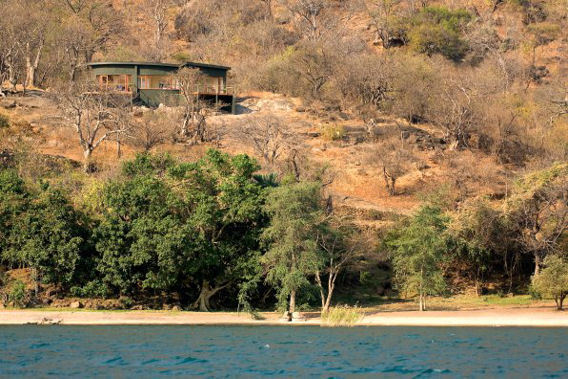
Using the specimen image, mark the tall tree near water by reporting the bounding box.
[262,181,324,317]
[316,216,367,313]
[385,206,449,311]
[531,255,568,310]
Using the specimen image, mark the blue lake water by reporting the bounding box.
[0,325,567,377]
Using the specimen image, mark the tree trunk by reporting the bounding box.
[289,289,296,315]
[25,42,43,89]
[7,63,17,90]
[555,294,565,310]
[192,280,228,312]
[316,271,336,314]
[69,52,79,82]
[534,253,541,276]
[5,52,18,91]
[383,166,396,196]
[32,267,40,296]
[25,58,35,89]
[419,266,426,311]
[83,149,93,173]
[315,272,326,311]
[181,109,191,137]
[322,292,333,314]
[116,134,122,158]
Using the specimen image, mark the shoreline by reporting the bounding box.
[0,307,567,327]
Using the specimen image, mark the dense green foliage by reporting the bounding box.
[0,170,87,289]
[385,206,450,311]
[0,152,566,311]
[92,151,266,308]
[531,255,568,310]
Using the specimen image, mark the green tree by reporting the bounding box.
[94,151,265,310]
[94,170,180,297]
[506,163,568,276]
[316,216,367,314]
[170,150,265,311]
[385,206,450,311]
[0,169,29,255]
[450,198,508,295]
[407,6,472,61]
[4,187,85,291]
[1,170,86,291]
[261,181,324,317]
[531,255,568,310]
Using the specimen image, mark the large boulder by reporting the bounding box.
[69,301,83,309]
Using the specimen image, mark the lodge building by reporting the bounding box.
[86,61,235,112]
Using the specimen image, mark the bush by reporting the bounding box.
[407,7,472,61]
[0,114,9,129]
[70,280,109,299]
[531,255,568,310]
[321,305,362,327]
[8,280,27,308]
[321,124,346,141]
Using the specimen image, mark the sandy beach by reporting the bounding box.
[0,307,566,327]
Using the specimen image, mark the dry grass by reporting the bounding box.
[359,294,551,313]
[321,305,363,327]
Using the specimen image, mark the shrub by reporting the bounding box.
[321,124,346,141]
[0,114,9,129]
[321,305,362,327]
[407,7,472,61]
[531,255,568,310]
[8,280,27,308]
[70,280,109,299]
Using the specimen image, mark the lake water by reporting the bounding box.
[0,325,567,377]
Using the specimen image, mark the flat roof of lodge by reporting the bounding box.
[86,61,231,71]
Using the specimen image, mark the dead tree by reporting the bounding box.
[176,67,219,145]
[280,0,328,41]
[147,0,170,61]
[55,81,132,172]
[130,110,178,152]
[235,115,296,167]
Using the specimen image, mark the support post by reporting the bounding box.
[132,65,139,100]
[231,89,237,115]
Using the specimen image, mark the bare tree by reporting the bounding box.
[426,71,483,150]
[0,0,24,90]
[280,0,329,41]
[176,67,221,145]
[259,0,273,20]
[507,166,568,276]
[0,0,52,89]
[61,0,124,81]
[235,115,296,167]
[130,109,178,152]
[366,0,405,49]
[55,81,132,172]
[369,135,416,196]
[147,0,170,61]
[548,82,568,121]
[288,41,338,100]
